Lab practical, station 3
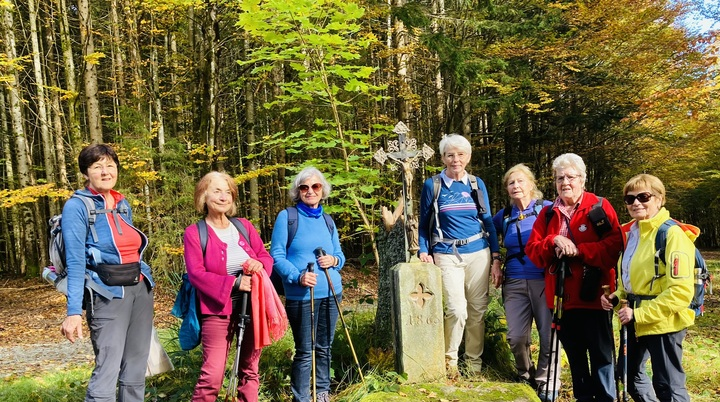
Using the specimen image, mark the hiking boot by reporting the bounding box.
[446,363,460,380]
[537,389,559,402]
[317,392,331,402]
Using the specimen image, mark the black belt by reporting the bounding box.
[626,293,656,309]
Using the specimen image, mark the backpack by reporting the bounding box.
[43,194,128,295]
[429,174,488,245]
[544,197,612,237]
[501,201,544,262]
[172,217,252,351]
[270,206,335,295]
[653,219,711,317]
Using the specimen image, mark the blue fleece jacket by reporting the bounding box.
[270,206,344,301]
[492,199,552,280]
[63,189,154,316]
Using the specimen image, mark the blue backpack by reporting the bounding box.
[653,219,711,317]
[172,218,250,350]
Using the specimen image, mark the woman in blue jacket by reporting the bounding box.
[60,144,154,402]
[491,164,559,401]
[270,167,345,402]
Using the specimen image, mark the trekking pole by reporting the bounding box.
[307,262,317,402]
[620,299,629,402]
[545,257,568,399]
[224,291,250,402]
[314,247,365,384]
[603,285,620,402]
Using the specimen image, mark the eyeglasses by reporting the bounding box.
[299,183,323,193]
[624,192,654,205]
[555,174,579,184]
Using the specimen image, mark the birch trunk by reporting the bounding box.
[56,0,82,158]
[78,0,102,143]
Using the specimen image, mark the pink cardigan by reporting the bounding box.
[183,218,273,316]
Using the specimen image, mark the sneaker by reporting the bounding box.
[537,389,559,402]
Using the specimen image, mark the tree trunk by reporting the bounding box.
[78,0,102,143]
[0,90,19,273]
[151,16,166,154]
[244,36,260,221]
[28,0,56,183]
[56,0,82,160]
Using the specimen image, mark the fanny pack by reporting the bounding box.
[92,262,141,286]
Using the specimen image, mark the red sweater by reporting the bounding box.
[526,192,623,311]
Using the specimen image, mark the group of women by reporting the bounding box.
[60,140,696,402]
[419,135,696,402]
[61,144,342,402]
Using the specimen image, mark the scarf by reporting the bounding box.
[251,270,288,349]
[296,202,323,218]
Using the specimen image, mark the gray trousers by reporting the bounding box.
[503,277,560,390]
[86,281,154,402]
[627,325,689,402]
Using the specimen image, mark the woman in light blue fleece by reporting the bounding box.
[270,166,345,402]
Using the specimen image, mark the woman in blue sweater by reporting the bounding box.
[270,167,345,402]
[418,134,501,378]
[491,164,559,402]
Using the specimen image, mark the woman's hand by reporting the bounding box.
[553,235,579,258]
[618,305,634,325]
[242,258,264,274]
[300,271,317,287]
[316,255,337,269]
[491,263,503,289]
[237,275,252,292]
[600,293,617,311]
[61,315,83,343]
[419,252,434,264]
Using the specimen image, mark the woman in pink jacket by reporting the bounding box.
[183,171,274,402]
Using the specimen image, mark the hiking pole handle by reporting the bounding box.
[602,285,610,297]
[307,262,315,273]
[620,299,628,308]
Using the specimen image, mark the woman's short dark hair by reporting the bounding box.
[78,144,120,175]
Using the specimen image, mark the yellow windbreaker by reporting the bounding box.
[614,208,695,336]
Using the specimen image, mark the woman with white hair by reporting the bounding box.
[418,134,501,379]
[271,166,345,402]
[492,163,559,401]
[526,153,623,402]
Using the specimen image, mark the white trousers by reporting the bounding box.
[435,248,491,370]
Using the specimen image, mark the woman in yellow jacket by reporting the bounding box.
[601,174,695,402]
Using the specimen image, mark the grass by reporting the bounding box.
[1,262,719,401]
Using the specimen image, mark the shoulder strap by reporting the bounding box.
[431,175,444,240]
[544,204,555,226]
[468,174,487,215]
[322,213,335,235]
[587,197,612,237]
[196,220,209,256]
[229,218,251,245]
[197,218,252,257]
[502,205,513,240]
[73,194,100,242]
[533,200,544,216]
[286,206,299,249]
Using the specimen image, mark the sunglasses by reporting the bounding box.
[623,192,654,205]
[299,183,323,193]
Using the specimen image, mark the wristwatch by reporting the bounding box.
[492,255,504,263]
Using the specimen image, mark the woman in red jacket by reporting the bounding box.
[526,153,623,402]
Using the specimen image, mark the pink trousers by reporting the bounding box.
[192,314,261,402]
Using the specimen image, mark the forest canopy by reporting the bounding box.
[0,0,718,277]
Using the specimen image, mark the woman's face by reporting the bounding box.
[204,177,234,216]
[84,156,118,195]
[554,167,584,205]
[442,147,470,179]
[299,176,323,209]
[506,171,532,204]
[625,188,662,221]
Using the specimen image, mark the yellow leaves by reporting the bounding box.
[0,184,73,208]
[83,52,106,65]
[162,245,184,256]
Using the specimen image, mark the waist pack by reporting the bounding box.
[91,262,141,287]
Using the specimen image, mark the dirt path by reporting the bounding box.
[0,277,176,379]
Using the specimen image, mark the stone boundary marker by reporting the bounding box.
[391,262,445,382]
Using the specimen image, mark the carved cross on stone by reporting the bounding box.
[409,282,434,309]
[374,122,434,261]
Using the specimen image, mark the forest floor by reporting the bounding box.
[0,265,378,379]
